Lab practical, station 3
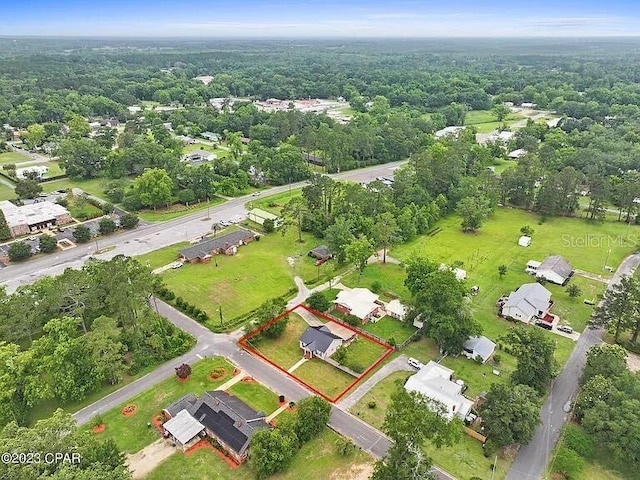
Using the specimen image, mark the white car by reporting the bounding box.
[251,191,262,197]
[557,325,573,334]
[407,357,424,370]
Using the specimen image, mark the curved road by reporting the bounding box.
[505,253,640,480]
[0,160,405,294]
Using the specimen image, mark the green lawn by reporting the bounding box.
[350,371,411,428]
[391,209,640,341]
[141,230,325,322]
[248,187,304,215]
[492,159,517,174]
[227,381,280,415]
[341,263,411,302]
[249,313,308,370]
[140,241,190,269]
[68,196,103,221]
[0,151,31,164]
[87,357,234,453]
[340,336,389,369]
[294,358,356,399]
[182,143,228,159]
[361,316,417,344]
[41,177,112,199]
[137,196,225,222]
[145,428,372,480]
[464,110,524,134]
[0,183,15,201]
[547,276,606,332]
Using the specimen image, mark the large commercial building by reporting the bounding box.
[0,200,72,238]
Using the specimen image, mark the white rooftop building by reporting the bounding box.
[434,126,466,139]
[404,361,474,420]
[0,200,72,238]
[385,299,408,321]
[333,288,381,322]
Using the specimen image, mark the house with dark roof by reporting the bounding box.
[183,149,216,163]
[178,228,256,263]
[535,255,574,285]
[299,325,344,360]
[163,390,269,462]
[308,245,332,263]
[500,283,553,324]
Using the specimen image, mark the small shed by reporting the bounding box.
[163,409,205,451]
[518,235,532,247]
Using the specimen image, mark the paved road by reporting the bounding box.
[505,253,640,480]
[0,160,406,293]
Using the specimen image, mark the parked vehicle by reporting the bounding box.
[534,320,553,330]
[407,357,424,370]
[557,325,573,334]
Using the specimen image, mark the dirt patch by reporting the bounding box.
[126,439,177,479]
[122,404,138,417]
[626,351,640,372]
[331,463,374,480]
[241,376,256,383]
[92,424,105,433]
[176,376,189,383]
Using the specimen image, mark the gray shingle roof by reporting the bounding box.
[538,255,573,280]
[179,228,255,261]
[309,245,331,259]
[463,336,496,361]
[164,393,198,418]
[300,325,341,355]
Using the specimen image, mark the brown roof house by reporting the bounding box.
[163,391,269,462]
[179,228,256,263]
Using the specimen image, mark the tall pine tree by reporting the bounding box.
[0,209,11,241]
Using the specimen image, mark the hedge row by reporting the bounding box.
[155,287,210,323]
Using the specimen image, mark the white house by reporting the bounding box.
[500,283,552,323]
[385,299,408,321]
[536,255,574,285]
[247,208,282,228]
[462,336,496,364]
[508,148,528,159]
[525,260,541,274]
[404,361,474,420]
[333,288,381,323]
[434,126,465,139]
[183,149,216,163]
[518,235,532,247]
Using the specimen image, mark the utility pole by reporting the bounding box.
[490,454,497,480]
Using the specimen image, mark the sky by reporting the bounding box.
[3,0,640,37]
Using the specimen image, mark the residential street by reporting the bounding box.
[0,160,405,294]
[505,253,640,480]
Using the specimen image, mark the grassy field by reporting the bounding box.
[0,151,31,164]
[293,357,356,399]
[391,208,640,337]
[41,177,112,199]
[248,313,308,370]
[137,196,225,222]
[139,229,326,321]
[340,336,389,368]
[492,158,518,174]
[341,263,411,302]
[88,357,234,453]
[182,142,229,159]
[249,187,304,214]
[0,183,15,201]
[145,428,372,480]
[227,381,280,415]
[350,371,410,428]
[464,110,524,133]
[362,316,417,344]
[139,241,190,269]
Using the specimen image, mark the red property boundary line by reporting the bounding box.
[238,304,394,403]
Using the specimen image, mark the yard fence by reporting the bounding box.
[464,426,487,443]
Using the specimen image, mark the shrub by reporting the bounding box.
[306,291,331,312]
[563,424,594,457]
[175,297,184,308]
[39,234,58,253]
[120,213,139,229]
[367,401,377,409]
[163,290,175,301]
[8,241,32,261]
[370,280,383,293]
[263,218,275,233]
[98,217,117,235]
[56,198,69,208]
[101,202,114,215]
[492,354,502,364]
[73,225,91,243]
[175,363,192,379]
[552,446,585,479]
